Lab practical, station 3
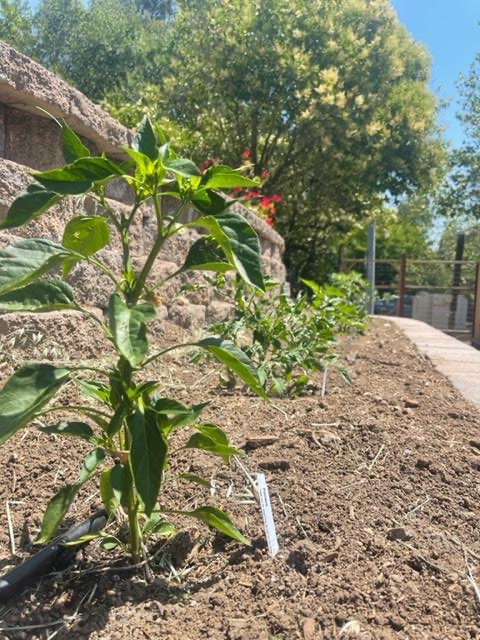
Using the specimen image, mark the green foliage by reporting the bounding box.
[0,0,34,52]
[32,0,157,101]
[150,0,446,283]
[0,118,266,562]
[438,52,480,220]
[204,272,368,396]
[2,0,446,283]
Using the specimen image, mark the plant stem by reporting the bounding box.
[126,479,141,563]
[129,192,164,304]
[130,197,189,305]
[143,341,196,367]
[115,357,142,563]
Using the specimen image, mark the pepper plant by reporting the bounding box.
[205,272,368,395]
[0,117,267,562]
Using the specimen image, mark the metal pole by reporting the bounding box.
[448,233,465,330]
[398,255,406,317]
[472,262,480,348]
[367,223,376,315]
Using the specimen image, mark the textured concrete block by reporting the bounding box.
[168,299,206,331]
[206,301,233,323]
[3,106,63,170]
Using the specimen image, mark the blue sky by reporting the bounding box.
[391,0,479,148]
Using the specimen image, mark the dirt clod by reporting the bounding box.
[387,527,414,542]
[244,435,279,450]
[257,459,290,471]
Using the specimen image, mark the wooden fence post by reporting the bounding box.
[398,255,406,317]
[472,262,480,346]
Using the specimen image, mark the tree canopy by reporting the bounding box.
[0,0,446,282]
[438,54,480,221]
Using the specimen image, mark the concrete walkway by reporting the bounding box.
[382,316,480,408]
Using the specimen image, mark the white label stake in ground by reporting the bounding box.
[321,366,329,397]
[256,473,279,557]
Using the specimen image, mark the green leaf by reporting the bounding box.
[178,472,212,488]
[62,215,110,256]
[100,468,117,514]
[77,447,105,482]
[37,485,78,544]
[124,147,154,175]
[142,512,176,537]
[100,535,122,550]
[37,448,105,543]
[128,380,160,403]
[196,338,266,398]
[184,432,241,463]
[194,423,229,445]
[110,463,128,508]
[153,398,209,435]
[0,184,61,230]
[300,278,322,296]
[192,212,264,290]
[182,237,233,273]
[134,302,156,322]
[335,364,352,385]
[128,409,167,517]
[164,157,201,178]
[0,238,73,295]
[62,215,110,277]
[133,116,158,161]
[39,421,95,442]
[76,379,111,404]
[106,405,126,437]
[32,157,123,195]
[0,364,70,445]
[191,190,233,216]
[173,506,250,545]
[61,121,90,163]
[0,280,75,311]
[153,398,192,415]
[203,165,258,190]
[108,293,148,367]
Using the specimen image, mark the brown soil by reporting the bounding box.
[0,318,480,639]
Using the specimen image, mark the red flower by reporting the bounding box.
[261,170,270,179]
[271,194,282,203]
[261,196,271,209]
[266,216,274,226]
[242,148,251,159]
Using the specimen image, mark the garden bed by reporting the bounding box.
[0,318,479,639]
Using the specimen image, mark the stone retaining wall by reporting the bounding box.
[0,41,285,332]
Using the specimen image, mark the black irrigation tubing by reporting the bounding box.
[0,509,108,604]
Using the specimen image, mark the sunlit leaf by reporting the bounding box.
[0,364,70,445]
[0,280,75,311]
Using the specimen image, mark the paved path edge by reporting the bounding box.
[378,315,480,409]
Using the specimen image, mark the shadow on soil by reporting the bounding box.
[0,535,265,638]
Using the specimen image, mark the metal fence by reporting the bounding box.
[342,257,480,343]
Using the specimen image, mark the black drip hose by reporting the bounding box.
[0,509,108,603]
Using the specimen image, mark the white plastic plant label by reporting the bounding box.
[256,473,279,557]
[321,366,329,397]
